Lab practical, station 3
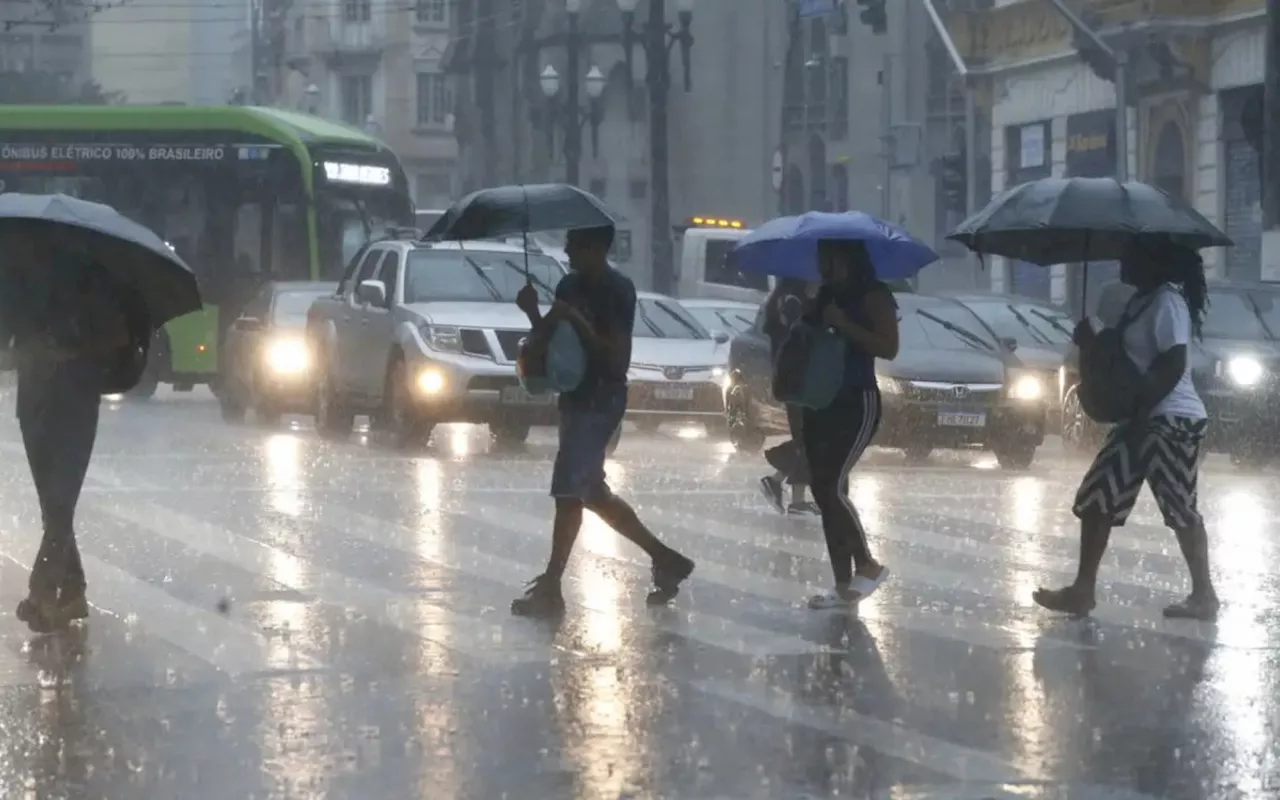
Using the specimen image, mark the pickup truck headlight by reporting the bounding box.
[265,338,310,375]
[422,324,462,353]
[1007,372,1044,401]
[1224,355,1265,387]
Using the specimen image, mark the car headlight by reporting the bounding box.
[417,368,445,394]
[422,324,462,353]
[1225,355,1265,387]
[265,338,310,374]
[711,366,726,379]
[1007,373,1044,401]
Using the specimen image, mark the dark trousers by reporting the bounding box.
[764,403,809,485]
[18,370,100,598]
[802,388,881,584]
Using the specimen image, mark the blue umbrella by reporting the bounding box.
[731,211,938,281]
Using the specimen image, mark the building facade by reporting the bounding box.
[274,0,459,210]
[952,0,1268,313]
[1,0,91,85]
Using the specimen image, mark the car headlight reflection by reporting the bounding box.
[1226,355,1265,387]
[1008,373,1044,401]
[265,338,310,375]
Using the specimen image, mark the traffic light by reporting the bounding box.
[855,0,886,34]
[939,154,966,214]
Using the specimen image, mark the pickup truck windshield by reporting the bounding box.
[634,298,711,339]
[273,290,329,323]
[403,250,567,303]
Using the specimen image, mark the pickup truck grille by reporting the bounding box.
[459,328,490,357]
[494,330,526,361]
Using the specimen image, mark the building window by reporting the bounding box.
[415,0,447,24]
[588,177,607,199]
[828,57,848,140]
[340,74,373,125]
[343,0,371,22]
[415,72,451,127]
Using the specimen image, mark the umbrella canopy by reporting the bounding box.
[0,192,201,328]
[425,183,620,241]
[730,211,939,281]
[947,177,1232,266]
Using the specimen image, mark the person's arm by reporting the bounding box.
[1133,291,1190,417]
[830,287,900,360]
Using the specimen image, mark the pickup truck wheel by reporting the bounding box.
[385,358,430,449]
[315,361,354,439]
[489,420,531,447]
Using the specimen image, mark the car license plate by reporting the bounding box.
[500,386,555,406]
[938,411,986,428]
[654,385,695,401]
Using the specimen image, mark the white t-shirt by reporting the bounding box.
[1119,284,1205,419]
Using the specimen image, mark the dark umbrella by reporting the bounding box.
[424,183,620,242]
[0,192,201,327]
[947,177,1232,266]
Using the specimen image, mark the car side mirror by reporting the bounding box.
[234,316,263,332]
[712,330,731,344]
[1000,336,1018,352]
[356,279,387,307]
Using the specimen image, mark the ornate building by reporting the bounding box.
[949,0,1268,310]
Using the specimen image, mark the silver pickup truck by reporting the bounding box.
[305,236,568,447]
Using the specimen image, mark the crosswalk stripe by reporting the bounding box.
[459,500,1094,655]
[0,529,307,679]
[85,491,559,667]
[311,503,835,659]
[633,502,1225,647]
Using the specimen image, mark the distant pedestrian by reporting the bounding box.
[1034,242,1219,621]
[511,225,695,616]
[802,240,898,609]
[757,277,819,515]
[2,243,132,633]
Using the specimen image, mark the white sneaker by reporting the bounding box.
[808,585,857,610]
[850,566,889,600]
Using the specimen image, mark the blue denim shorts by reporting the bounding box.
[551,385,626,503]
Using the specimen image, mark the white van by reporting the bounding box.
[674,216,771,303]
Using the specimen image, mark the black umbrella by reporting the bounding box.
[0,192,201,327]
[947,177,1232,266]
[424,183,620,242]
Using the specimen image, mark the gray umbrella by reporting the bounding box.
[424,183,620,242]
[0,192,201,327]
[947,177,1232,266]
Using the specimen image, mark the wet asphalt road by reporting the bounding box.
[0,391,1276,799]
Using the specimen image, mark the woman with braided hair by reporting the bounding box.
[1034,239,1219,621]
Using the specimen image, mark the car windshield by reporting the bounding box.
[900,299,998,351]
[634,297,711,339]
[272,290,329,323]
[403,250,566,303]
[686,305,755,335]
[1247,289,1280,339]
[1202,289,1272,340]
[963,300,1073,347]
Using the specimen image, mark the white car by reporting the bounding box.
[678,298,760,338]
[625,292,732,435]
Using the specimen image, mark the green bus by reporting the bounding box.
[0,105,414,396]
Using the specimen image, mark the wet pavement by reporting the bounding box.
[0,392,1276,799]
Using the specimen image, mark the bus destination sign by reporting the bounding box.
[322,161,391,186]
[0,144,241,164]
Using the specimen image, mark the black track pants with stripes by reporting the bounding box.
[802,388,881,584]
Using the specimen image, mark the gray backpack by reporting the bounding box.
[1077,294,1155,423]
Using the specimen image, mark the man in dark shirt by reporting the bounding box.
[512,225,694,616]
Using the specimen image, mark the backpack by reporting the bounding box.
[771,321,847,410]
[1077,294,1156,423]
[517,318,586,395]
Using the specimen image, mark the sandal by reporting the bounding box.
[16,596,70,634]
[1032,586,1096,618]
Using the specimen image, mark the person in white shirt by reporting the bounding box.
[1033,241,1219,622]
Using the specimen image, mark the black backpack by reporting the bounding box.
[1077,294,1156,423]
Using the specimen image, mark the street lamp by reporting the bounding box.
[616,0,694,296]
[538,64,607,174]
